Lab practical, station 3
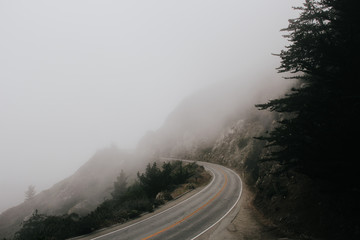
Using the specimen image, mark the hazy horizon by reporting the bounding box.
[0,0,301,213]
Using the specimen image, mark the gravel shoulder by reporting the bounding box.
[196,167,296,240]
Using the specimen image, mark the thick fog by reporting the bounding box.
[0,0,301,213]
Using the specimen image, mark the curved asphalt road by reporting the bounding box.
[86,161,242,240]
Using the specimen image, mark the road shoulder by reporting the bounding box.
[197,181,292,240]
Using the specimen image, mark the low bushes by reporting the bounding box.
[14,161,207,240]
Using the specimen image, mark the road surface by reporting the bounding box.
[77,161,242,240]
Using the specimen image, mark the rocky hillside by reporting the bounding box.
[0,78,293,240]
[138,80,359,239]
[0,147,142,240]
[136,78,282,188]
[137,78,287,157]
[136,79,351,239]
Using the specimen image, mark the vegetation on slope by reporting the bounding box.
[256,0,360,192]
[254,0,360,239]
[0,147,135,240]
[12,161,210,240]
[173,1,359,239]
[8,1,360,239]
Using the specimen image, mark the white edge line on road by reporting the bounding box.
[90,163,216,240]
[191,166,243,240]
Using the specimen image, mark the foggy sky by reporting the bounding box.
[0,0,301,213]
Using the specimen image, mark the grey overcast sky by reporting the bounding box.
[0,0,301,213]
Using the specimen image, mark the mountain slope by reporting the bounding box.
[0,147,139,239]
[0,77,290,239]
[138,78,358,239]
[137,78,287,157]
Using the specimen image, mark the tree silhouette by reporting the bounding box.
[111,170,127,200]
[255,1,360,238]
[25,185,36,201]
[256,0,360,187]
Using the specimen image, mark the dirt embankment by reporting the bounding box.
[198,181,295,240]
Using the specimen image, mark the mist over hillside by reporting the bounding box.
[137,77,291,158]
[0,75,291,239]
[1,0,357,239]
[0,147,146,239]
[0,0,301,217]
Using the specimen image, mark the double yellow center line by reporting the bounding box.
[142,169,228,240]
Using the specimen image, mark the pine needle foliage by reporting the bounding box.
[256,0,360,189]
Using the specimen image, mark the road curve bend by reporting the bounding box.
[83,161,242,240]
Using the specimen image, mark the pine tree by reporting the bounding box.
[111,170,128,200]
[24,185,36,201]
[256,0,360,188]
[255,1,360,237]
